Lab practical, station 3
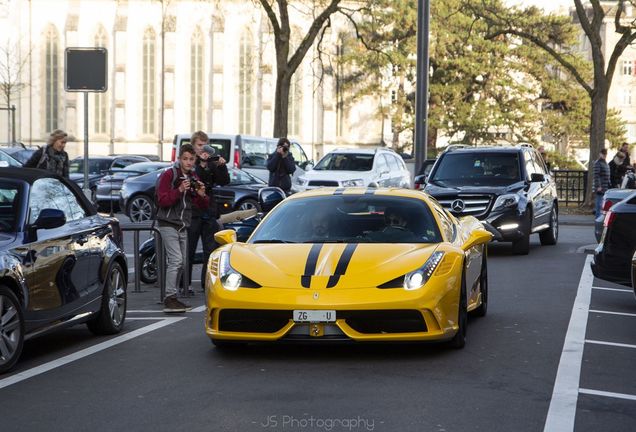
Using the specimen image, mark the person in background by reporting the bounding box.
[267,137,296,193]
[187,131,230,291]
[155,144,208,313]
[609,151,625,188]
[593,148,610,217]
[617,142,632,180]
[24,129,70,178]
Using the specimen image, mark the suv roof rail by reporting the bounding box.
[443,144,470,152]
[516,143,535,149]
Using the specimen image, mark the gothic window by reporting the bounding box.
[44,25,59,132]
[191,28,204,131]
[142,28,156,135]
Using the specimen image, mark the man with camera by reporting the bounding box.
[267,137,296,193]
[188,131,230,291]
[155,144,208,313]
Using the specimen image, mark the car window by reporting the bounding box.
[70,159,113,174]
[178,137,231,162]
[531,151,547,175]
[314,153,374,171]
[241,138,269,168]
[433,206,455,241]
[0,182,21,232]
[111,159,129,169]
[250,195,442,244]
[289,142,307,165]
[228,168,266,185]
[524,151,537,179]
[429,152,521,187]
[375,154,389,173]
[29,178,86,224]
[0,150,22,167]
[387,154,400,172]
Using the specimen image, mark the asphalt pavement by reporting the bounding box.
[1,220,635,432]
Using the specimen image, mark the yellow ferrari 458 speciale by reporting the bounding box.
[205,187,492,348]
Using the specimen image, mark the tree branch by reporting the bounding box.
[258,0,280,35]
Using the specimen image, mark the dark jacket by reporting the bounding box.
[24,145,70,178]
[609,159,622,188]
[593,158,611,194]
[192,158,230,219]
[266,151,296,192]
[155,164,209,231]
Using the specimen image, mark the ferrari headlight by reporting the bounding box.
[341,179,364,187]
[403,251,444,290]
[218,251,242,291]
[492,194,520,212]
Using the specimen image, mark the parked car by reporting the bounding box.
[120,167,266,222]
[594,185,636,242]
[423,144,559,255]
[0,148,24,168]
[95,161,170,210]
[591,191,636,290]
[0,167,128,373]
[69,155,151,200]
[295,148,412,191]
[0,145,38,165]
[171,133,313,187]
[110,153,161,162]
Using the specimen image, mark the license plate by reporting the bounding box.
[293,310,336,323]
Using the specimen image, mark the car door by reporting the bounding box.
[374,154,391,187]
[240,137,269,182]
[24,178,92,323]
[530,150,553,226]
[288,141,309,186]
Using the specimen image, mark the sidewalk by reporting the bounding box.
[125,283,206,312]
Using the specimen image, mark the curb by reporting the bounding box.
[576,244,597,254]
[560,221,595,227]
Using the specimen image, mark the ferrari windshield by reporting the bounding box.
[429,152,521,187]
[249,195,442,244]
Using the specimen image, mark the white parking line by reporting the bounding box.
[0,317,186,390]
[592,286,633,294]
[543,255,594,432]
[589,309,636,318]
[579,388,636,401]
[586,339,636,350]
[127,307,205,313]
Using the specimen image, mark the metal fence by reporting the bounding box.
[552,170,588,206]
[120,221,166,302]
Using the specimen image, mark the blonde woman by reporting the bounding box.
[25,129,70,178]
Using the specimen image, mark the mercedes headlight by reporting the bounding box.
[403,251,444,290]
[218,251,242,291]
[492,194,520,212]
[341,179,364,187]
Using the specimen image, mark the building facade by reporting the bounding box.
[0,0,384,160]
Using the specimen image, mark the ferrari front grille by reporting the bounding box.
[340,310,427,334]
[219,309,291,333]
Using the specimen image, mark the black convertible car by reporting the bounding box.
[120,167,266,222]
[0,167,128,373]
[592,191,636,295]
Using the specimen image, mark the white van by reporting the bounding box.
[171,133,313,185]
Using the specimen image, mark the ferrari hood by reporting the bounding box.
[228,243,440,289]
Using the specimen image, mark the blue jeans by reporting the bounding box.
[595,193,604,218]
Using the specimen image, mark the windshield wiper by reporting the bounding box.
[252,239,296,244]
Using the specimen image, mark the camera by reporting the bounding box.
[181,175,199,193]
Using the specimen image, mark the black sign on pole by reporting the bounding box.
[65,47,108,92]
[65,48,108,199]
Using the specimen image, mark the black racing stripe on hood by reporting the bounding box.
[301,244,323,288]
[327,244,358,288]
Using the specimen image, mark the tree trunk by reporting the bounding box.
[585,84,609,207]
[273,70,291,138]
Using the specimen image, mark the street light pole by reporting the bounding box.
[414,0,430,172]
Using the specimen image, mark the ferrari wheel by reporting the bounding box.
[449,273,467,349]
[472,250,488,318]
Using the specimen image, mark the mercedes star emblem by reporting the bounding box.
[451,199,465,212]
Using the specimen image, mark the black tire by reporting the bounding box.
[87,262,127,335]
[539,205,559,246]
[448,271,467,349]
[472,249,488,317]
[236,198,259,212]
[0,285,24,374]
[127,194,154,223]
[512,209,531,255]
[140,252,157,284]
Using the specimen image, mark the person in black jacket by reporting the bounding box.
[609,151,626,188]
[187,131,230,291]
[24,129,70,178]
[267,137,296,193]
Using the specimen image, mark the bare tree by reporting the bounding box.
[257,0,342,138]
[0,41,29,144]
[473,0,636,206]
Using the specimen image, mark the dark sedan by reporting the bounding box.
[95,161,170,210]
[69,155,151,201]
[591,191,636,293]
[121,167,266,222]
[0,146,38,165]
[0,167,128,373]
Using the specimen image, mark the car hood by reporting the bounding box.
[302,169,371,181]
[227,243,441,289]
[226,183,266,192]
[424,181,526,196]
